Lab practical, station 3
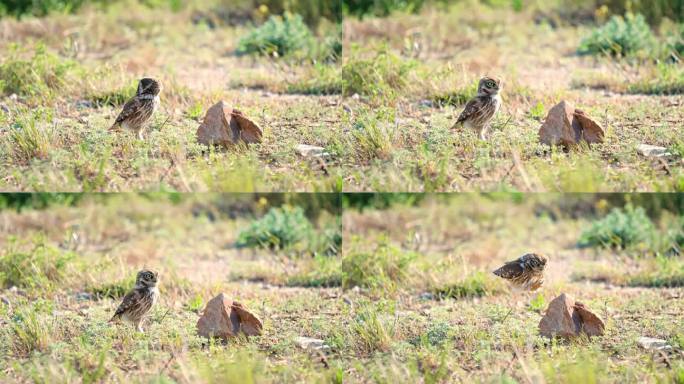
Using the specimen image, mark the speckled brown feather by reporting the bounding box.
[493,253,547,291]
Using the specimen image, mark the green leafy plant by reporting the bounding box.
[529,102,546,120]
[237,13,314,57]
[578,13,657,58]
[0,0,88,17]
[236,206,314,250]
[529,292,547,312]
[578,204,655,249]
[0,193,83,211]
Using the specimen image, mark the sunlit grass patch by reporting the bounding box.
[0,44,77,100]
[430,79,478,107]
[350,108,397,162]
[87,274,135,300]
[342,45,418,103]
[627,63,684,95]
[431,271,502,300]
[341,239,417,294]
[0,236,79,294]
[286,255,342,287]
[286,63,342,95]
[627,255,684,287]
[85,80,137,108]
[573,63,684,95]
[8,113,58,164]
[9,301,56,357]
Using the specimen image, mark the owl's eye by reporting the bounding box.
[487,81,495,87]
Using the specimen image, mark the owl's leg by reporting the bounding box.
[479,125,489,140]
[135,320,144,333]
[137,128,145,141]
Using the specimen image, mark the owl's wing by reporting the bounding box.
[110,289,144,320]
[456,97,484,124]
[112,97,145,127]
[493,260,523,279]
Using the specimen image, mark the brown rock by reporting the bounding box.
[538,101,604,147]
[573,109,604,144]
[197,101,262,148]
[574,301,605,337]
[196,293,262,340]
[538,293,604,339]
[231,301,263,336]
[538,293,577,339]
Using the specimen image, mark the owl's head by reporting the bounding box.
[136,269,159,287]
[137,78,161,96]
[522,253,547,270]
[477,76,502,96]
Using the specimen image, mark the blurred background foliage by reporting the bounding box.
[342,0,684,25]
[0,0,342,27]
[346,193,684,219]
[0,193,341,220]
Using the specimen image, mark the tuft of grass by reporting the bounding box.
[351,108,396,162]
[430,79,478,107]
[0,237,77,293]
[236,13,314,57]
[0,44,80,101]
[10,301,55,357]
[308,225,342,256]
[432,272,497,299]
[342,46,417,103]
[627,63,684,95]
[350,303,397,355]
[628,255,684,287]
[186,101,205,120]
[286,63,342,95]
[192,348,267,384]
[236,206,314,250]
[538,349,608,383]
[577,204,655,250]
[286,255,343,287]
[9,114,56,164]
[341,241,416,294]
[411,321,452,347]
[529,101,546,120]
[86,81,137,107]
[578,13,657,58]
[86,275,135,299]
